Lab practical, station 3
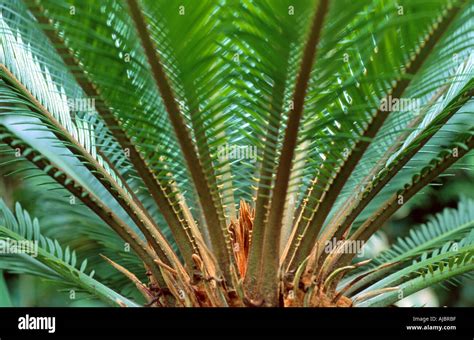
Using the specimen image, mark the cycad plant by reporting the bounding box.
[0,0,473,307]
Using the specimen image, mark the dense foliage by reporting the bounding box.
[0,0,473,307]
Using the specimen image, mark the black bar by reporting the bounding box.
[0,307,472,339]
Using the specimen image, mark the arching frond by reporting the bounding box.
[0,199,139,306]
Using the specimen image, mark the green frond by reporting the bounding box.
[355,232,473,306]
[340,197,474,297]
[23,0,199,270]
[0,10,183,273]
[0,125,166,284]
[285,0,471,271]
[374,197,474,266]
[0,199,139,306]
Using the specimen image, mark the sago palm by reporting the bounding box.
[0,0,473,307]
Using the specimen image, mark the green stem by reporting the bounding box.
[126,0,231,282]
[259,0,330,305]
